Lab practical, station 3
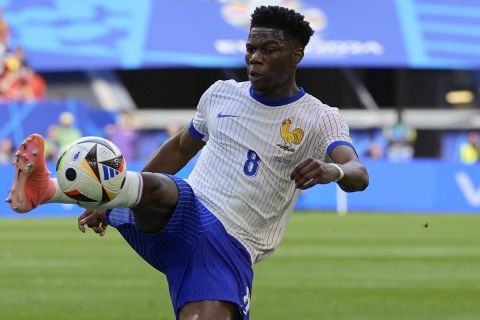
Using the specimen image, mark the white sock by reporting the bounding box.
[46,171,143,209]
[100,172,143,208]
[45,179,76,204]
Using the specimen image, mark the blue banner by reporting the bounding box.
[2,160,480,218]
[0,100,116,147]
[296,160,480,213]
[1,0,479,70]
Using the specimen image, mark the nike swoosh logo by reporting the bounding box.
[217,113,239,118]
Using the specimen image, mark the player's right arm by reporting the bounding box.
[142,126,205,174]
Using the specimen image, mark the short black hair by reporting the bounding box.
[250,5,314,49]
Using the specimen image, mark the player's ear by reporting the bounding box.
[291,48,304,66]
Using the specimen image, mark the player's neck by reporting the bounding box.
[250,85,305,107]
[253,83,300,101]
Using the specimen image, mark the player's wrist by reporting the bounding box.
[330,163,344,182]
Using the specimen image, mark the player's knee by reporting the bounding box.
[140,172,178,208]
[131,173,179,233]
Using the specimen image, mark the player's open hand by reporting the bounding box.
[78,209,108,237]
[290,157,341,190]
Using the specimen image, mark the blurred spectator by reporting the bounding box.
[0,137,14,164]
[364,141,384,160]
[56,111,82,152]
[0,46,47,101]
[166,122,181,139]
[44,125,59,161]
[105,112,138,162]
[156,122,183,146]
[460,131,480,164]
[384,115,417,162]
[10,46,47,100]
[25,71,47,100]
[0,9,9,55]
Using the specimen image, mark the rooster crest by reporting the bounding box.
[277,118,304,152]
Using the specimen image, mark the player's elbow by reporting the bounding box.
[356,176,369,192]
[339,169,369,192]
[357,169,370,191]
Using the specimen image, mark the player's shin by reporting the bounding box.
[43,178,77,204]
[47,171,143,209]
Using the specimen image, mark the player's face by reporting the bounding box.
[245,27,301,98]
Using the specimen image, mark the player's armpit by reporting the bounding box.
[142,126,205,174]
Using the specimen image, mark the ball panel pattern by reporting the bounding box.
[56,136,127,209]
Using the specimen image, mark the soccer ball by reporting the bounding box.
[56,136,127,208]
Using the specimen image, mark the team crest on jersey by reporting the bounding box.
[277,117,304,153]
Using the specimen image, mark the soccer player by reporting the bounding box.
[8,6,369,320]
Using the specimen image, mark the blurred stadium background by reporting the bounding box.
[1,0,480,319]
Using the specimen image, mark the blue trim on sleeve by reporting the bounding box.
[188,121,205,140]
[327,141,355,157]
[249,86,305,106]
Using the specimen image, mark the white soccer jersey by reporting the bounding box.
[187,80,353,263]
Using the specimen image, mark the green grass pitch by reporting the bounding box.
[1,212,480,320]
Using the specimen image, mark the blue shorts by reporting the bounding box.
[106,175,253,319]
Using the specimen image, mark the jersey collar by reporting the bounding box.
[249,86,305,107]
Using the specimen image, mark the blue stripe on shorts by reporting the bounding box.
[106,175,253,319]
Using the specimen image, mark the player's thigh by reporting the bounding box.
[179,300,239,320]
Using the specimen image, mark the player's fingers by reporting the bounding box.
[290,158,310,179]
[290,158,313,180]
[78,209,94,233]
[292,162,318,186]
[83,210,109,230]
[92,224,106,236]
[79,217,91,229]
[78,221,85,233]
[98,222,107,237]
[294,170,317,188]
[296,161,336,186]
[82,212,101,228]
[299,178,317,190]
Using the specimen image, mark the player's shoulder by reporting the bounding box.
[207,79,249,94]
[199,80,249,109]
[302,92,340,114]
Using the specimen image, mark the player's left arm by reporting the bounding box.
[290,145,369,192]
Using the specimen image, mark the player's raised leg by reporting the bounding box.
[7,133,151,215]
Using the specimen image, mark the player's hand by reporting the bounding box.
[290,157,342,190]
[78,209,108,237]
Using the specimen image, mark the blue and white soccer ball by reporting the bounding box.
[56,136,127,209]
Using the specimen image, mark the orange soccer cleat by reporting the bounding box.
[6,134,56,213]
